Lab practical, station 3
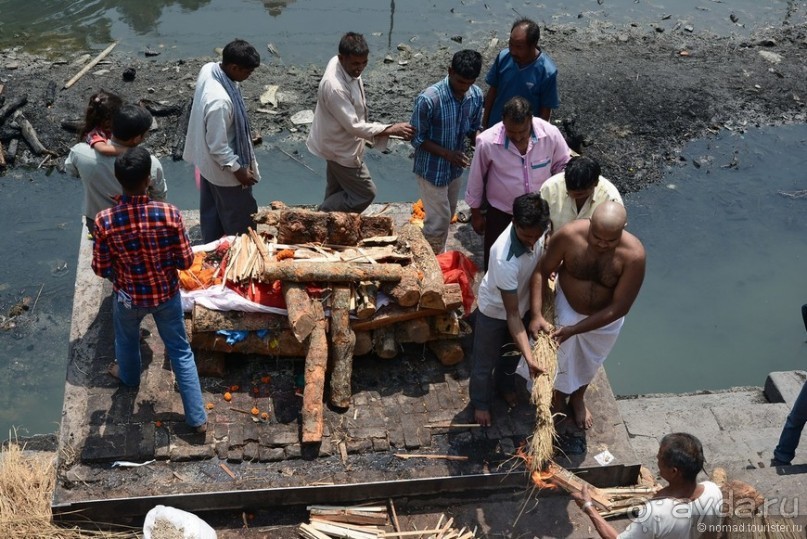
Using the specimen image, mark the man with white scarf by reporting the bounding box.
[530,201,645,430]
[184,39,261,243]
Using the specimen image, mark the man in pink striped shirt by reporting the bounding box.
[465,96,570,269]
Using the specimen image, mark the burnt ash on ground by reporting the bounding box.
[1,23,806,194]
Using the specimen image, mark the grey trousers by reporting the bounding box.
[468,309,527,411]
[319,160,376,213]
[200,176,257,243]
[417,175,462,254]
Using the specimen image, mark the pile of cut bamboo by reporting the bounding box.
[543,461,659,518]
[223,228,269,283]
[297,505,476,539]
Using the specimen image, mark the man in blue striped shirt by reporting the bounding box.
[411,49,484,254]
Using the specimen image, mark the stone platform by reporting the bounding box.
[53,203,640,522]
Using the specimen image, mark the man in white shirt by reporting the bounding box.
[540,155,623,233]
[469,192,551,427]
[573,433,723,539]
[183,39,261,243]
[307,32,414,213]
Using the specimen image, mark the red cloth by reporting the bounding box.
[228,279,287,309]
[436,251,478,316]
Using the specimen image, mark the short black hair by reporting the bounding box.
[512,192,550,231]
[222,39,261,69]
[564,156,602,191]
[512,17,540,45]
[114,147,152,191]
[111,104,153,141]
[339,32,369,57]
[659,433,705,482]
[451,49,482,79]
[502,96,532,124]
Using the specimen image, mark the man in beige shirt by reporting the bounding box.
[307,32,414,213]
[539,155,622,233]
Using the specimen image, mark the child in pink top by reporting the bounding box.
[79,90,123,156]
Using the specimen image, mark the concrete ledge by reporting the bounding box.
[764,371,806,407]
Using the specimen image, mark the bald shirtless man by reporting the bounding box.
[530,201,645,429]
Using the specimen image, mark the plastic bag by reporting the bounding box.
[436,251,478,316]
[143,505,216,539]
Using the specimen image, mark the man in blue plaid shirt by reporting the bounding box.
[410,49,483,253]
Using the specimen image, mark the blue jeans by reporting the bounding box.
[773,381,807,465]
[113,291,207,428]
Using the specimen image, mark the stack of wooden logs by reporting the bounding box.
[187,208,469,444]
[298,504,477,539]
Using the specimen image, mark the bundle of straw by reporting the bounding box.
[0,442,134,537]
[526,285,558,472]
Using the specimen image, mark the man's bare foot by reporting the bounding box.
[474,409,492,427]
[107,363,120,381]
[569,394,593,430]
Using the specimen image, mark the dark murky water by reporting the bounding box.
[1,0,805,64]
[610,124,807,396]
[1,0,806,435]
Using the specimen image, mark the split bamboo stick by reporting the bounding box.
[64,42,118,89]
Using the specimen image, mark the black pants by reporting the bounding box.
[483,206,513,271]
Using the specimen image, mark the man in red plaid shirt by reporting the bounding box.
[92,146,207,432]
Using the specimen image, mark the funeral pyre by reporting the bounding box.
[179,206,475,444]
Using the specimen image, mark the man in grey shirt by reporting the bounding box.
[66,104,167,238]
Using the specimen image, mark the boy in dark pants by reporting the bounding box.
[92,147,206,431]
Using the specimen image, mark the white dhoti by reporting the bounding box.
[554,282,624,395]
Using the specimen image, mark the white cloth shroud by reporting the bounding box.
[553,281,624,394]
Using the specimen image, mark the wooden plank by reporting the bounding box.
[351,304,444,332]
[263,260,408,283]
[283,282,317,343]
[397,224,445,310]
[192,304,287,333]
[63,42,118,89]
[301,303,327,443]
[394,454,468,461]
[329,285,356,408]
[546,462,612,511]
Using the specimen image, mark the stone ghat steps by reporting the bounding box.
[617,375,807,526]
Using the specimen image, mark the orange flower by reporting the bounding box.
[252,387,260,396]
[205,402,215,410]
[155,420,163,428]
[260,412,269,421]
[276,249,295,261]
[260,375,271,384]
[230,385,240,392]
[411,199,425,220]
[251,407,260,416]
[223,392,232,402]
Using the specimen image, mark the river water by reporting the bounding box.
[1,1,806,436]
